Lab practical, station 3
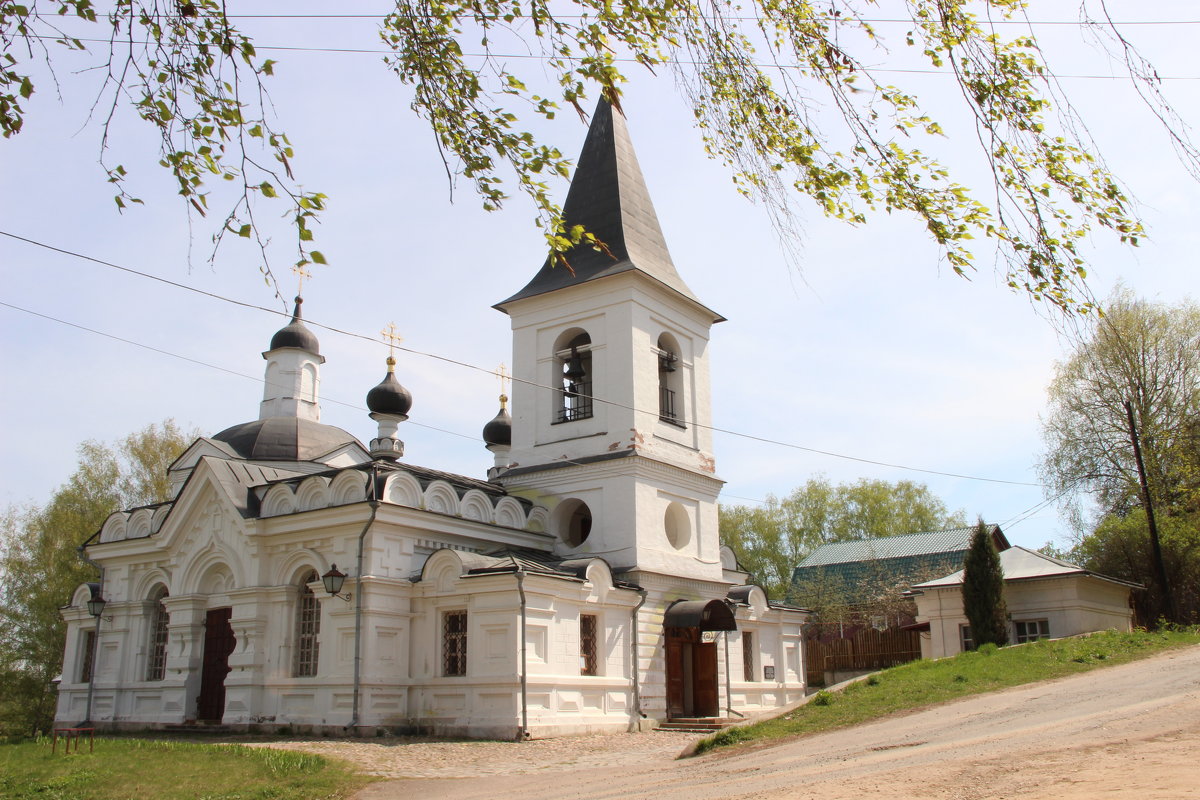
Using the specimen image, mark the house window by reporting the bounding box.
[742,631,756,682]
[443,610,468,676]
[580,614,599,676]
[145,587,170,681]
[79,629,96,684]
[960,624,975,652]
[294,571,321,677]
[555,331,593,423]
[1014,619,1050,644]
[657,333,684,427]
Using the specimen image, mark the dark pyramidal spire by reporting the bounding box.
[497,97,722,322]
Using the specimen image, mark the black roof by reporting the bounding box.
[212,417,363,462]
[482,404,512,446]
[269,297,321,354]
[366,360,413,416]
[495,98,722,322]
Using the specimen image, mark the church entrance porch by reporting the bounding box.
[662,599,737,720]
[197,608,235,722]
[664,627,719,717]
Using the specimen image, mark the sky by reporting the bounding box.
[2,2,1197,551]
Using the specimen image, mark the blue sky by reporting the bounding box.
[2,2,1197,550]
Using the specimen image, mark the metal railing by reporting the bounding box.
[659,387,680,424]
[557,382,593,423]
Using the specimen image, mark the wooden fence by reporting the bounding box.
[805,627,922,686]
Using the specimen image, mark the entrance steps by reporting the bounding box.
[658,717,732,733]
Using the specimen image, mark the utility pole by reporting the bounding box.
[1124,400,1175,623]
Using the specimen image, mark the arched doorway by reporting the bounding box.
[664,599,736,718]
[197,607,235,722]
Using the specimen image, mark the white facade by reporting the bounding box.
[57,99,809,738]
[912,546,1137,659]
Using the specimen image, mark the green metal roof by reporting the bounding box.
[790,525,1009,604]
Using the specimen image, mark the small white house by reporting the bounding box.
[911,546,1139,659]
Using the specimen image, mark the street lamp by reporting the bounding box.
[322,564,352,602]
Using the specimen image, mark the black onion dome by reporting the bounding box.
[269,296,321,354]
[483,396,512,446]
[367,357,413,416]
[213,417,363,461]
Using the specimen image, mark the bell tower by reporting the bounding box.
[494,98,726,581]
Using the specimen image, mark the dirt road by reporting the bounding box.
[344,644,1200,799]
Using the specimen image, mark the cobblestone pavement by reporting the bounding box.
[245,730,700,779]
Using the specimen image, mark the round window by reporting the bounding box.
[664,502,691,550]
[556,499,593,547]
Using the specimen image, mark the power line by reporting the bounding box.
[103,11,1200,26]
[2,295,1057,539]
[19,34,1200,81]
[0,299,480,443]
[1,229,1047,488]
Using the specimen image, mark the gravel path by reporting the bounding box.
[304,644,1200,800]
[245,729,699,779]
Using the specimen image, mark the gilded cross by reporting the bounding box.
[292,264,312,296]
[497,363,509,396]
[381,322,404,358]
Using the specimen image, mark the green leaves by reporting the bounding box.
[0,0,1180,308]
[720,477,966,601]
[0,421,194,735]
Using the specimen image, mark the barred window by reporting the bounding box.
[145,587,170,681]
[294,571,321,677]
[742,631,756,682]
[79,629,96,683]
[960,624,975,652]
[580,614,598,676]
[443,610,468,676]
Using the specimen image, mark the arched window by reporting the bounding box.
[145,586,170,681]
[657,333,684,427]
[294,570,321,677]
[555,331,593,423]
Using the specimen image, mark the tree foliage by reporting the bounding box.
[0,421,193,735]
[1070,510,1200,626]
[962,519,1007,648]
[1041,289,1200,623]
[3,1,1190,307]
[719,476,966,600]
[1042,289,1200,514]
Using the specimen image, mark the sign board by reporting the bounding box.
[763,665,775,681]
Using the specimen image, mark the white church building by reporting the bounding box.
[57,99,810,738]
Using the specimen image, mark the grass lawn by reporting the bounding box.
[0,736,373,800]
[695,628,1200,755]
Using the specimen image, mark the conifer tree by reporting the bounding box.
[962,520,1008,649]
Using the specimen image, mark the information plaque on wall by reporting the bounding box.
[763,665,775,681]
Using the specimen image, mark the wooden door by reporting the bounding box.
[693,641,719,717]
[197,608,235,722]
[665,629,687,717]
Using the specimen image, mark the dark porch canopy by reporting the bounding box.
[664,599,737,631]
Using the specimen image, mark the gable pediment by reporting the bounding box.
[154,476,244,559]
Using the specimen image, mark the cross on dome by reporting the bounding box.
[381,322,404,358]
[292,264,312,298]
